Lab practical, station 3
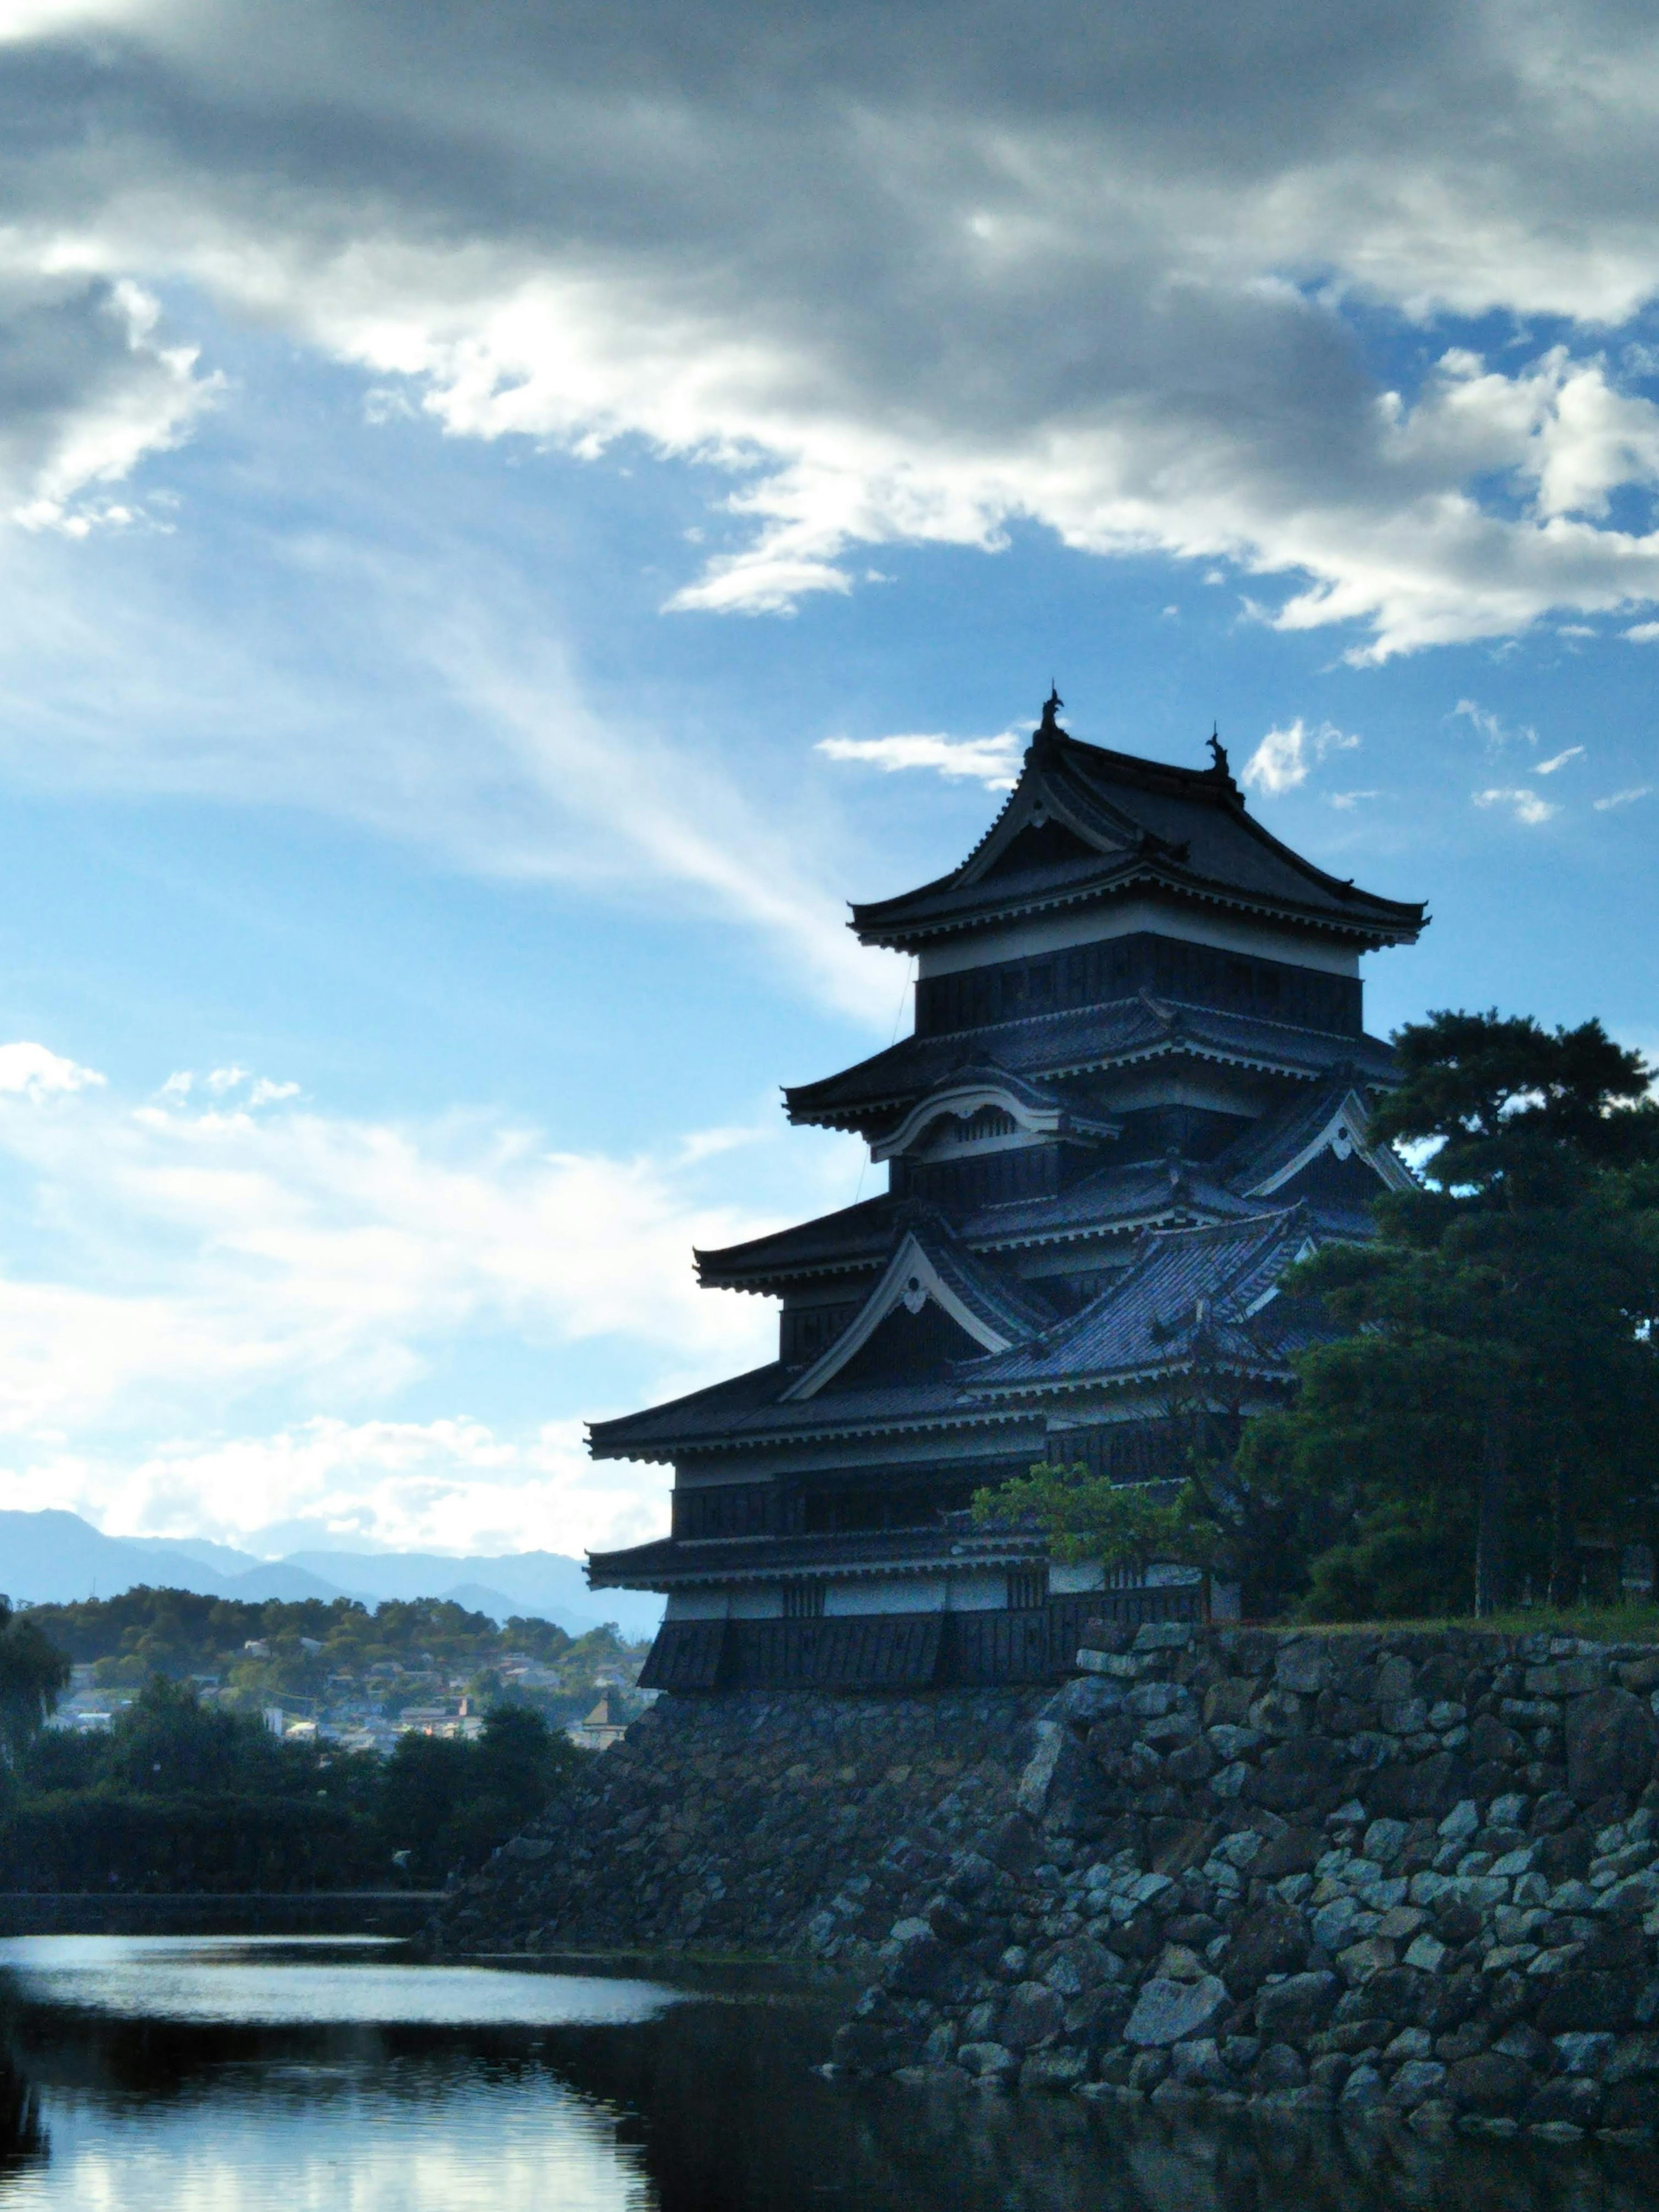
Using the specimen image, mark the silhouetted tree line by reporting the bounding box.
[0,1655,586,1892]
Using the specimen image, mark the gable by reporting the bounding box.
[980,815,1098,879]
[1267,1146,1395,1208]
[814,1298,986,1393]
[780,1228,1028,1401]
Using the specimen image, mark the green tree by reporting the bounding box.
[1243,1011,1659,1618]
[0,1600,70,1791]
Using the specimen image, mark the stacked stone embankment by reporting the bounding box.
[432,1686,1049,1959]
[831,1621,1659,2141]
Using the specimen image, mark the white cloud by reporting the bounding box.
[1451,698,1542,753]
[6,4,1659,653]
[0,1046,855,1548]
[1327,790,1379,810]
[1626,621,1659,642]
[0,272,215,534]
[1594,785,1652,810]
[1474,786,1558,826]
[817,729,1025,791]
[1535,746,1585,774]
[0,1416,662,1560]
[0,1042,105,1099]
[1240,718,1359,797]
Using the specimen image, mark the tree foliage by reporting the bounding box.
[1242,1011,1659,1618]
[0,1598,70,1786]
[970,1011,1659,1624]
[0,1676,588,1892]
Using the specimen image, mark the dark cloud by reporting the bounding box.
[2,0,1659,646]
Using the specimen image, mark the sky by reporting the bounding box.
[0,0,1656,1566]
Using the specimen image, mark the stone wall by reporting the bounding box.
[832,1621,1659,2143]
[432,1685,1050,1960]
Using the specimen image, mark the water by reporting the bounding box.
[0,1936,1655,2212]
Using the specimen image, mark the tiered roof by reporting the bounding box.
[848,705,1425,953]
[784,992,1398,1131]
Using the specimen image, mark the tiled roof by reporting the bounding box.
[964,1209,1325,1398]
[786,993,1396,1127]
[586,1356,1040,1461]
[1212,1065,1369,1191]
[587,1522,1045,1589]
[850,728,1426,950]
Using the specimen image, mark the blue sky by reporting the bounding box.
[0,0,1656,1563]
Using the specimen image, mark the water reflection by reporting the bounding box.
[0,1937,1655,2212]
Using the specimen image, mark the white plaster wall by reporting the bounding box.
[824,1576,949,1616]
[664,1589,728,1620]
[1050,1561,1105,1594]
[948,1570,1009,1612]
[728,1586,785,1619]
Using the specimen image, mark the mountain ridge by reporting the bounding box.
[0,1510,663,1638]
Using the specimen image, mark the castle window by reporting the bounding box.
[782,1578,825,1619]
[1006,1566,1049,1611]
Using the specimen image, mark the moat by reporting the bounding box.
[0,1935,1654,2211]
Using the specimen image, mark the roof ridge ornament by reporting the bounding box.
[1207,723,1243,802]
[1039,686,1064,735]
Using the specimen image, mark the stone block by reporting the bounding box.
[1245,1734,1348,1815]
[1019,2049,1090,2092]
[1339,2063,1385,2111]
[1133,1623,1194,1653]
[1275,1641,1331,1696]
[1203,1678,1258,1727]
[1566,1689,1657,1804]
[1363,1818,1409,1865]
[1525,2076,1604,2128]
[957,2040,1018,2081]
[1053,1678,1126,1724]
[1438,1799,1481,1843]
[1553,2030,1617,2075]
[1041,1936,1114,1997]
[1255,1970,1340,2041]
[1527,1660,1603,1698]
[1171,2036,1233,2088]
[1389,2059,1449,2107]
[1223,1898,1309,1996]
[999,1981,1067,2050]
[1607,2031,1659,2083]
[1336,1937,1398,1986]
[1449,2051,1534,2113]
[1124,1973,1228,2047]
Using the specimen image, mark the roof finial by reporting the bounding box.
[1039,685,1063,736]
[1207,722,1229,775]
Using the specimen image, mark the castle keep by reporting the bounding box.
[588,697,1424,1691]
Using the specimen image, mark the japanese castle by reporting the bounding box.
[589,696,1424,1690]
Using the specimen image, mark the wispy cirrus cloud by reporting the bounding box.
[1452,699,1539,753]
[1594,785,1652,810]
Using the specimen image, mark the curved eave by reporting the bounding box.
[966,1352,1298,1403]
[589,1401,1040,1465]
[786,1024,1383,1132]
[587,1530,1047,1592]
[851,855,1426,955]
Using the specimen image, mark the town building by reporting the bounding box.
[568,1693,632,1751]
[588,697,1424,1691]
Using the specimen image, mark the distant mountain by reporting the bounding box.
[282,1548,661,1639]
[0,1511,662,1639]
